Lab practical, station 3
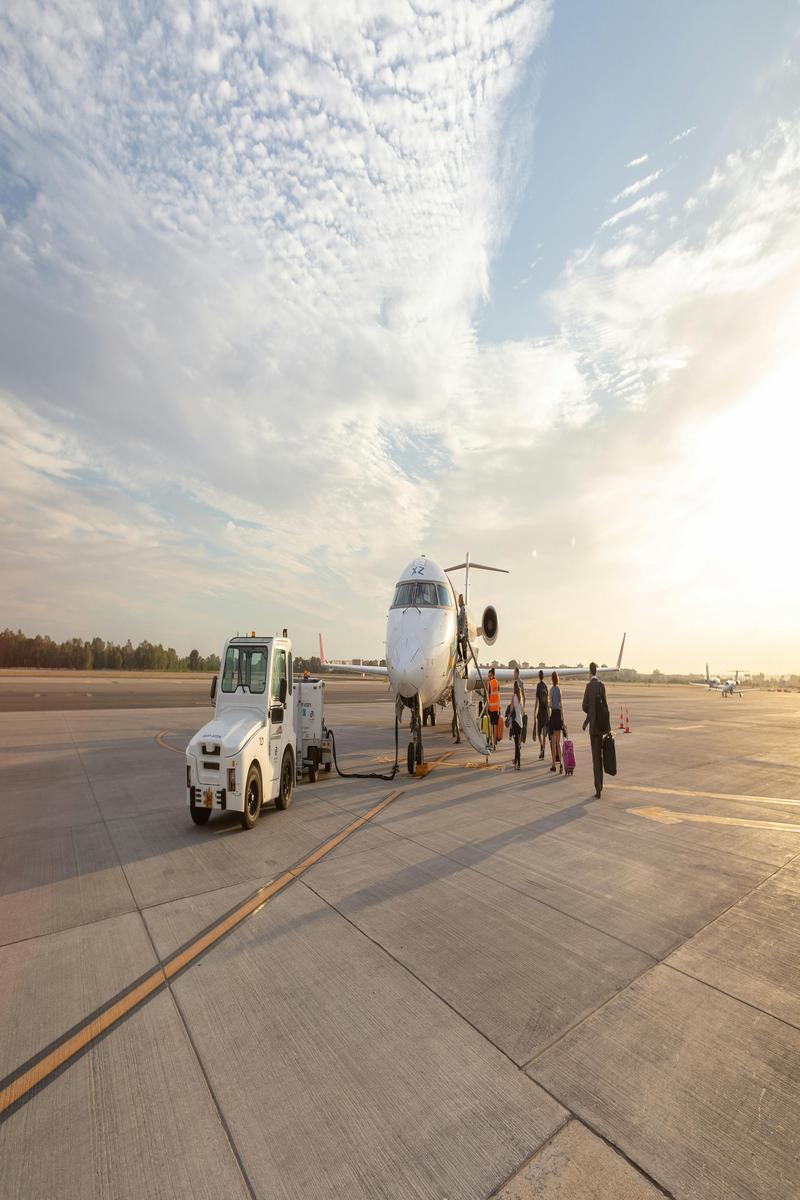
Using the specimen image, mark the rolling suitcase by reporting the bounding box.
[602,732,617,776]
[521,713,528,744]
[562,738,576,775]
[496,715,504,742]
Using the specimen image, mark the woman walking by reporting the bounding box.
[534,669,549,760]
[509,681,524,770]
[548,670,564,773]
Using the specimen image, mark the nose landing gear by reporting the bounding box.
[407,696,424,774]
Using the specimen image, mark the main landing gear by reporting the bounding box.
[407,697,424,774]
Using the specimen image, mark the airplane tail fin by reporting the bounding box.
[445,551,509,605]
[616,632,626,670]
[318,632,328,666]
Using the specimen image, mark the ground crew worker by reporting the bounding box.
[486,667,501,748]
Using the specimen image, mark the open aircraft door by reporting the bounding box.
[453,671,492,757]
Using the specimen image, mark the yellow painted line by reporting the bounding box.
[629,806,800,833]
[607,783,800,809]
[0,787,403,1117]
[0,969,168,1113]
[155,730,183,756]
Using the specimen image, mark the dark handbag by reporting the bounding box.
[601,732,617,776]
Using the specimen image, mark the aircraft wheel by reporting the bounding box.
[430,707,436,727]
[422,709,428,727]
[416,737,423,765]
[189,801,211,826]
[241,764,261,830]
[275,751,295,809]
[407,742,415,774]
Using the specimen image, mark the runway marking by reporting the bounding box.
[606,783,800,809]
[628,805,800,833]
[155,730,183,755]
[0,787,403,1119]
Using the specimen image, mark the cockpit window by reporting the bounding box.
[392,582,416,608]
[415,581,438,606]
[391,581,452,609]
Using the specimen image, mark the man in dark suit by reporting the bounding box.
[582,662,610,798]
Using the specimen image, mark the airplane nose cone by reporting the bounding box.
[388,636,422,698]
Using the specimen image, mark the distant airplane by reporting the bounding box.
[320,552,625,772]
[691,665,744,697]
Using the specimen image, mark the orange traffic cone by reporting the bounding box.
[618,707,625,730]
[624,707,631,733]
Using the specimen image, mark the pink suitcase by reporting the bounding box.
[562,738,576,776]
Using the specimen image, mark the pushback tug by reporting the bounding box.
[186,632,331,829]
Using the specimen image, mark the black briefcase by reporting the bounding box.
[602,733,617,776]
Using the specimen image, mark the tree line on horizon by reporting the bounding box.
[0,628,220,673]
[1,628,796,688]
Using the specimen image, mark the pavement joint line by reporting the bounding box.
[299,870,675,1200]
[297,873,525,1073]
[487,1112,572,1197]
[0,787,403,1120]
[522,842,800,1073]
[663,961,800,1035]
[356,813,663,962]
[607,782,800,808]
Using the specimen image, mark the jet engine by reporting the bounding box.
[477,605,498,646]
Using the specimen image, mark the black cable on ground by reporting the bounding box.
[327,713,399,781]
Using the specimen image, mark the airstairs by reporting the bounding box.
[452,642,492,758]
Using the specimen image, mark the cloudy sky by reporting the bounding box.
[1,0,799,673]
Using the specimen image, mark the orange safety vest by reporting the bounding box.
[487,677,500,712]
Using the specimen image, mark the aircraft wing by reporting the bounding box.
[320,662,389,677]
[317,633,389,678]
[493,633,626,683]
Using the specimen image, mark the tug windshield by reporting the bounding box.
[221,645,268,693]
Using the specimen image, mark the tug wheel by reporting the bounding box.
[241,764,261,830]
[275,750,295,809]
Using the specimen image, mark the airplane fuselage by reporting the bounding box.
[384,557,457,710]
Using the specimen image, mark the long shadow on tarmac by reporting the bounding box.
[272,794,597,940]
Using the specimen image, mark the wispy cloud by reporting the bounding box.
[0,0,557,649]
[670,125,697,144]
[600,191,667,230]
[611,169,663,204]
[626,153,649,168]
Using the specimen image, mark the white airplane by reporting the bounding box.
[320,552,626,773]
[692,665,743,697]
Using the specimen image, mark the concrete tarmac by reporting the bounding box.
[1,680,799,1198]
